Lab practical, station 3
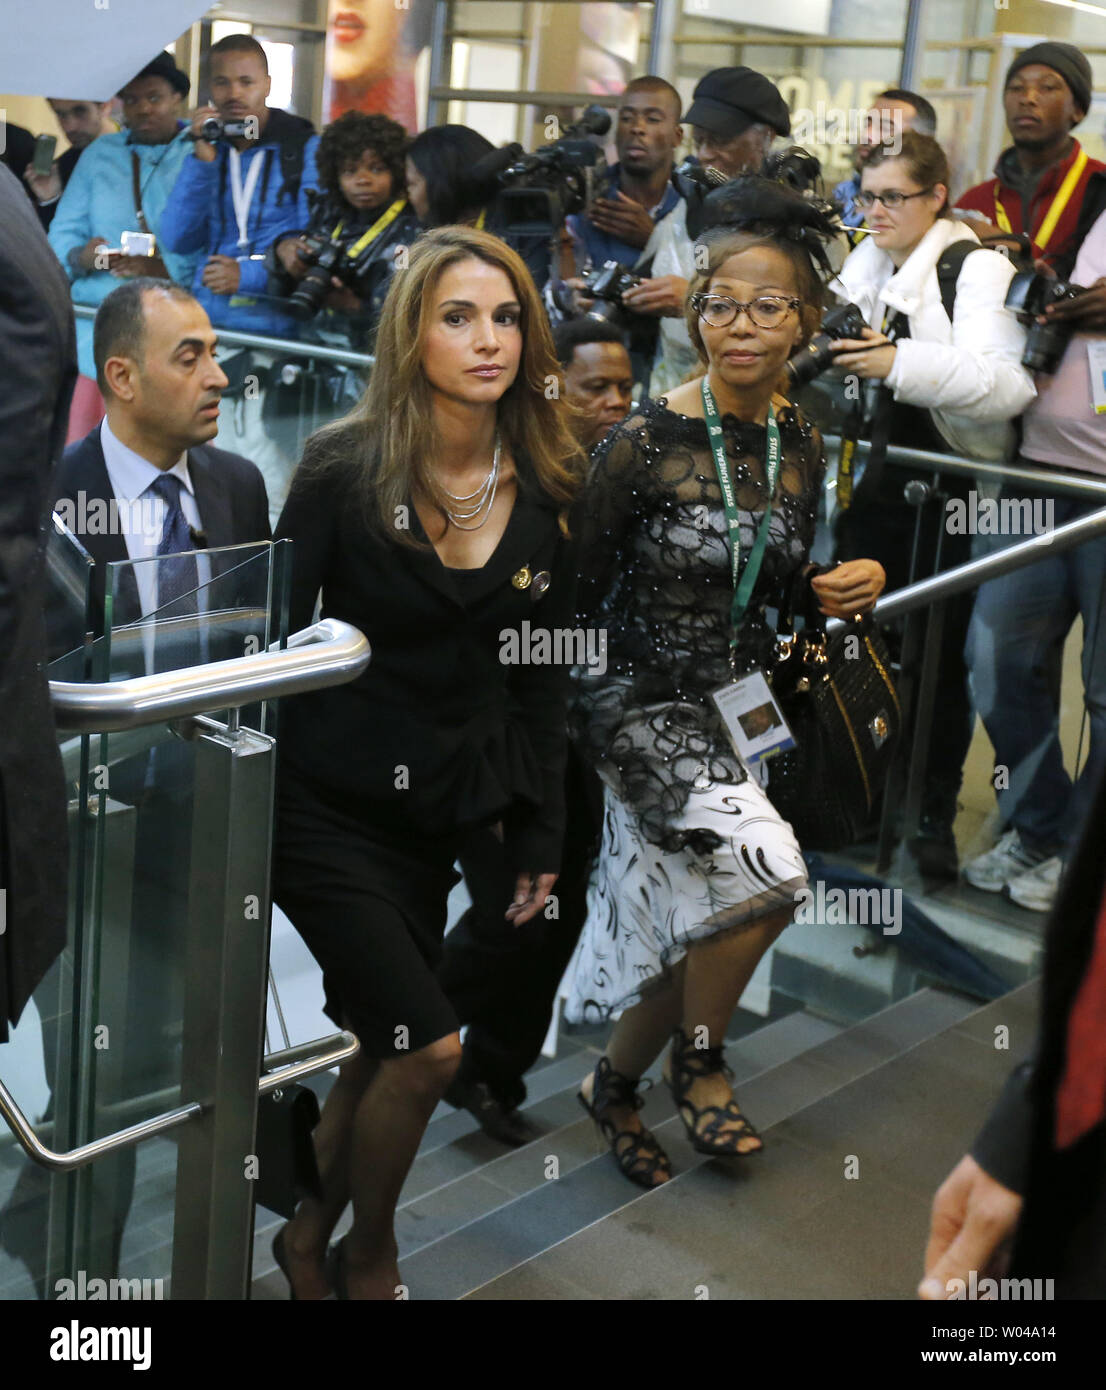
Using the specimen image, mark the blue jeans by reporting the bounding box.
[965,481,1106,856]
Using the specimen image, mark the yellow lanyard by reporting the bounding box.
[475,208,487,231]
[992,147,1087,249]
[330,198,408,259]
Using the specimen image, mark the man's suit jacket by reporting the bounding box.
[972,762,1106,1296]
[0,163,78,1041]
[55,426,272,638]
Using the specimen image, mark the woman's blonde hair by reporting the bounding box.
[311,226,583,542]
[684,228,825,366]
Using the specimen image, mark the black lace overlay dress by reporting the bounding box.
[564,394,825,1021]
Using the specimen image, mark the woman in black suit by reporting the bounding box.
[270,226,583,1299]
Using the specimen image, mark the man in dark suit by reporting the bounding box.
[52,279,271,1277]
[0,162,77,1044]
[921,761,1106,1299]
[55,278,271,635]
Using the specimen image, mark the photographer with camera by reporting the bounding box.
[46,54,197,407]
[962,204,1106,914]
[158,34,320,521]
[563,77,702,394]
[267,111,417,350]
[954,43,1104,268]
[828,131,1035,878]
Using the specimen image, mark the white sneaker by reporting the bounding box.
[1006,856,1063,913]
[963,829,1044,893]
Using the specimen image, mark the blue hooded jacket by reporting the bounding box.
[158,110,320,339]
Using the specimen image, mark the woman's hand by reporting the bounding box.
[505,871,558,927]
[830,328,897,381]
[810,559,886,618]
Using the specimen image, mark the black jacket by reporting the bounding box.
[972,761,1106,1295]
[274,435,577,874]
[0,164,78,1040]
[54,426,272,637]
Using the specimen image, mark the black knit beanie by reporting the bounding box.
[1005,42,1092,118]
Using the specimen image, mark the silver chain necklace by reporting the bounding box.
[441,433,501,530]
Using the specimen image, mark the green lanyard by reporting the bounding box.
[701,377,781,658]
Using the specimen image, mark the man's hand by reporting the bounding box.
[810,559,886,617]
[919,1154,1023,1299]
[189,105,221,163]
[325,279,364,314]
[505,871,558,927]
[74,236,109,273]
[201,254,241,295]
[588,192,656,250]
[563,275,597,316]
[23,163,62,204]
[1042,277,1106,331]
[111,253,169,280]
[621,274,688,318]
[275,236,310,280]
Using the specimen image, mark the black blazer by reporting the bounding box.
[0,164,78,1040]
[274,435,577,874]
[55,426,272,638]
[972,761,1106,1295]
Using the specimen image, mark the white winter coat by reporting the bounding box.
[833,218,1036,461]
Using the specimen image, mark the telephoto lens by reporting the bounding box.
[785,302,868,388]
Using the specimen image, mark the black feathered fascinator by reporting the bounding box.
[696,166,843,279]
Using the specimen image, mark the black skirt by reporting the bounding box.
[273,774,465,1058]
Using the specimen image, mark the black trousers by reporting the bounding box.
[437,745,603,1108]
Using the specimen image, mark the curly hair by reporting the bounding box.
[317,111,408,202]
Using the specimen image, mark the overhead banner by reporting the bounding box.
[1,0,210,99]
[325,0,434,132]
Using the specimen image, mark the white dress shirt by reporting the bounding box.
[99,417,211,618]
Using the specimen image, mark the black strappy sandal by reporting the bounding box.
[664,1027,763,1157]
[578,1056,672,1189]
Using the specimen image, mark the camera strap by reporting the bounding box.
[130,153,149,232]
[334,198,408,260]
[993,146,1087,251]
[701,377,780,658]
[228,146,266,250]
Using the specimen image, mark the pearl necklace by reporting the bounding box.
[441,434,501,530]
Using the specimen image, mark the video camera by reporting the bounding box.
[190,117,255,143]
[473,105,612,240]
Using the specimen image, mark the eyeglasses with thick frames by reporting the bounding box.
[856,186,934,210]
[690,293,801,330]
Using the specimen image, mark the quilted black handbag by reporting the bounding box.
[765,574,901,852]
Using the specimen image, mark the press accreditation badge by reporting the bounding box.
[1088,340,1106,414]
[711,669,796,767]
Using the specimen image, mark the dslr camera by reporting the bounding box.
[1004,270,1085,373]
[579,260,643,326]
[786,302,868,388]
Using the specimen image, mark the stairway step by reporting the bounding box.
[399,990,965,1298]
[465,985,1034,1300]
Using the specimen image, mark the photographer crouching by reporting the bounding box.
[269,111,418,353]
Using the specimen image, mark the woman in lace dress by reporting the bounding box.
[568,181,886,1186]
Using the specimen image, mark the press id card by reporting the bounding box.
[711,669,797,766]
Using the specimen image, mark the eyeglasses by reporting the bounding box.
[690,293,801,330]
[856,186,934,210]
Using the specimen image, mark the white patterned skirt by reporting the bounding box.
[563,771,808,1025]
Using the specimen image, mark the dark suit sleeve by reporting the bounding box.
[971,1057,1036,1195]
[273,444,340,635]
[252,464,272,541]
[503,531,578,877]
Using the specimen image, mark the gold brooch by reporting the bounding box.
[511,567,532,590]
